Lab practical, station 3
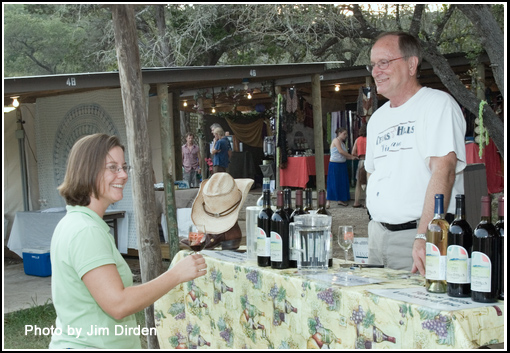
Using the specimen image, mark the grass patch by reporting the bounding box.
[4,302,148,349]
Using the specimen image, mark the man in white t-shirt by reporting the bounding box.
[364,32,466,275]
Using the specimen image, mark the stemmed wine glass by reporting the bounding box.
[188,224,207,254]
[338,226,354,270]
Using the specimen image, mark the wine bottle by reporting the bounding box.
[284,299,298,314]
[271,190,290,269]
[289,189,306,268]
[283,188,294,219]
[447,194,472,297]
[471,196,499,302]
[257,189,273,267]
[303,188,314,213]
[358,324,396,344]
[495,196,504,300]
[316,189,333,268]
[425,194,449,293]
[290,189,306,221]
[256,178,271,206]
[316,327,342,347]
[316,189,330,215]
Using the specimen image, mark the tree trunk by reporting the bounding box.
[457,5,504,96]
[158,84,180,260]
[422,43,504,157]
[111,5,162,349]
[154,5,175,67]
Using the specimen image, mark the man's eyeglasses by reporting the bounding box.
[366,57,405,73]
[106,164,131,174]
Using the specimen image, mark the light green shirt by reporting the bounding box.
[49,205,141,349]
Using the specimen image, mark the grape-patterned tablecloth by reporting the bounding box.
[154,251,504,349]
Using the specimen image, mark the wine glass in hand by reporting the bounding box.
[338,226,354,269]
[188,224,207,254]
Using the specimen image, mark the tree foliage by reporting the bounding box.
[3,4,505,154]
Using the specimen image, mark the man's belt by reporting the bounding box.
[380,220,417,232]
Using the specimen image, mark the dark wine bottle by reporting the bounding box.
[271,190,290,269]
[303,188,314,213]
[283,188,294,219]
[316,189,333,268]
[290,190,306,221]
[425,194,449,293]
[289,189,306,268]
[257,189,273,267]
[471,196,499,303]
[256,178,271,206]
[494,196,504,300]
[447,194,472,297]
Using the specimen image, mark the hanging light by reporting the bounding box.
[183,100,188,107]
[247,91,252,99]
[335,84,340,92]
[4,96,19,113]
[211,87,216,113]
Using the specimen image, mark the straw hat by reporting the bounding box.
[191,173,254,234]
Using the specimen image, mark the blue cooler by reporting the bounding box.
[22,249,52,277]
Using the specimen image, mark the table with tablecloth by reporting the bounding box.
[279,155,330,189]
[7,209,129,256]
[154,250,504,349]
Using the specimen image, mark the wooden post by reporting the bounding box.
[111,5,162,349]
[158,84,179,259]
[274,86,281,190]
[197,97,207,179]
[311,74,325,192]
[172,90,183,181]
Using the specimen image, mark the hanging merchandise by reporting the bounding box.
[286,87,298,113]
[357,86,378,117]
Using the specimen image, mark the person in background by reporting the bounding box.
[211,127,231,174]
[326,127,357,208]
[50,133,207,349]
[351,124,367,208]
[210,123,222,154]
[364,31,466,274]
[182,132,201,187]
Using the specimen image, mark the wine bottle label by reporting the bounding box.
[446,245,471,284]
[257,228,270,257]
[471,251,492,292]
[425,242,446,280]
[270,231,283,261]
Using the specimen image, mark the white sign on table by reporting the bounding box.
[368,286,500,311]
[201,249,247,263]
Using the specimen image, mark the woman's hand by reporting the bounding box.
[171,253,207,283]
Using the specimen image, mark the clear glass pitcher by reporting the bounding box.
[290,214,332,273]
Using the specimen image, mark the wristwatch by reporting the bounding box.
[415,233,427,241]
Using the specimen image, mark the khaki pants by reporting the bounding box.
[367,220,419,271]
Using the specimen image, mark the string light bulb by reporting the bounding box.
[183,100,188,107]
[12,96,20,108]
[247,92,252,99]
[335,85,340,92]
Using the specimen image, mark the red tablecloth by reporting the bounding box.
[465,140,503,194]
[279,155,330,188]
